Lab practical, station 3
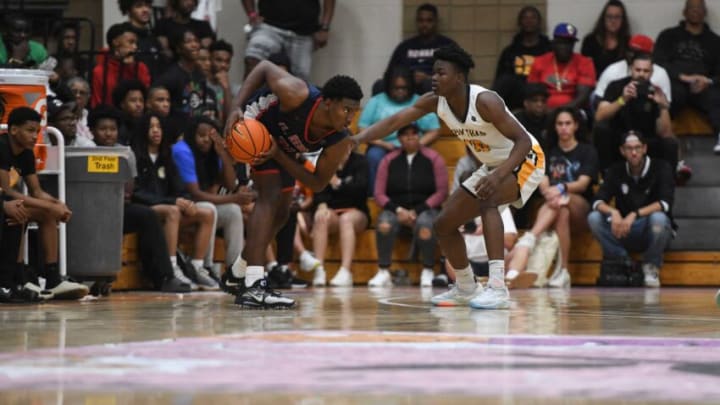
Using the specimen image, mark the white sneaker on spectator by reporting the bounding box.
[313,267,326,287]
[420,269,434,287]
[714,134,720,154]
[430,283,482,307]
[642,263,661,288]
[173,264,198,291]
[548,267,571,288]
[469,285,510,309]
[330,267,353,287]
[299,250,321,272]
[49,279,90,300]
[367,269,392,287]
[23,282,53,300]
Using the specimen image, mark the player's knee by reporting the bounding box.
[418,226,433,240]
[167,206,181,221]
[377,221,392,234]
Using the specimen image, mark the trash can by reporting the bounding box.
[64,147,132,281]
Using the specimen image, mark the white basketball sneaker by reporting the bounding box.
[329,267,353,287]
[469,284,510,310]
[430,283,483,307]
[299,250,321,272]
[367,269,392,287]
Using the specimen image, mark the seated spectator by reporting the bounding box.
[207,39,235,123]
[306,150,369,287]
[581,0,630,79]
[89,105,191,292]
[52,23,88,77]
[155,0,215,60]
[130,113,218,290]
[172,116,254,283]
[507,107,598,289]
[359,66,440,193]
[0,189,36,302]
[0,107,88,299]
[47,96,95,147]
[587,131,675,288]
[242,0,334,80]
[528,23,596,111]
[112,79,147,145]
[194,47,220,121]
[91,23,151,108]
[385,3,457,94]
[146,85,172,118]
[654,0,720,153]
[67,77,93,142]
[594,53,678,173]
[514,83,550,146]
[493,6,551,110]
[594,34,672,105]
[154,27,217,131]
[370,123,448,287]
[0,14,48,68]
[119,0,167,78]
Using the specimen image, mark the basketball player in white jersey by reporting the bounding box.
[354,45,545,309]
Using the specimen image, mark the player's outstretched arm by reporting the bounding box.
[353,93,437,145]
[476,91,531,179]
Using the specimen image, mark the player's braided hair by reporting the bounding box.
[322,75,364,101]
[433,44,475,77]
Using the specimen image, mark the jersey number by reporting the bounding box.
[468,139,491,154]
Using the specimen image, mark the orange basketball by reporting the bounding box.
[226,118,272,163]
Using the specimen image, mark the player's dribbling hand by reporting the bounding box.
[224,108,244,138]
[251,137,277,166]
[474,173,500,200]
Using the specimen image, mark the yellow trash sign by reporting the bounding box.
[87,156,119,173]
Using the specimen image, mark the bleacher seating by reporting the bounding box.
[112,110,720,290]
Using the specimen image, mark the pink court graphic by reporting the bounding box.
[1,331,720,402]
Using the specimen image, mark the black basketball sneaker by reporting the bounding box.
[221,270,245,296]
[235,278,296,309]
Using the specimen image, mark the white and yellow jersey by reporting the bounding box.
[437,84,541,167]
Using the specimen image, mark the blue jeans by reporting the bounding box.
[376,209,438,268]
[587,211,673,267]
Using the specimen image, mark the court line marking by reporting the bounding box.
[377,295,429,309]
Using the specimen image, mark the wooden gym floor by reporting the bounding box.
[0,286,719,404]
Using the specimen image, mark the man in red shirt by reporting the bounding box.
[528,23,596,110]
[91,23,151,108]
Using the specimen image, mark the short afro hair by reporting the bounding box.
[112,79,147,109]
[88,105,121,129]
[209,39,233,55]
[106,22,135,47]
[417,3,438,17]
[118,0,152,15]
[321,75,363,102]
[8,107,41,131]
[433,44,475,77]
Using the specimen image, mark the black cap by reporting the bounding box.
[397,122,420,136]
[524,83,549,100]
[47,96,76,121]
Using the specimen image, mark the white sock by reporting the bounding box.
[191,259,204,270]
[422,268,433,274]
[266,261,278,271]
[231,256,247,278]
[454,265,476,291]
[488,260,505,288]
[316,265,325,273]
[170,256,177,267]
[245,265,264,287]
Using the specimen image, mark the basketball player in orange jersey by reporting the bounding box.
[223,60,363,308]
[355,44,545,309]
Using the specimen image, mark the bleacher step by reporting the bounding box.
[670,218,720,250]
[673,187,720,217]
